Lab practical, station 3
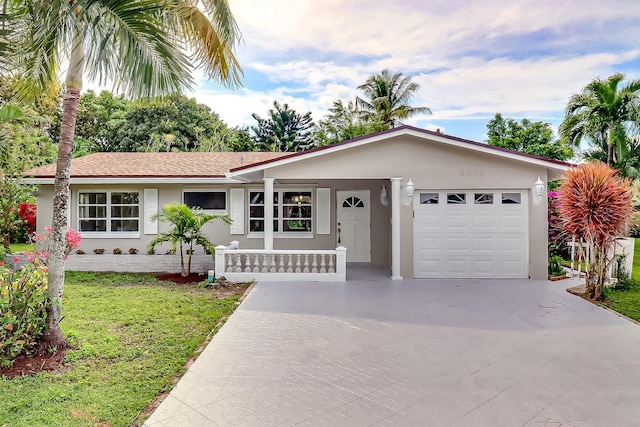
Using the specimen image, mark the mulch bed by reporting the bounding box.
[0,349,67,380]
[156,272,206,284]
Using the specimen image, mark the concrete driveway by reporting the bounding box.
[144,271,640,426]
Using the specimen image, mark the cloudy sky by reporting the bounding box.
[186,0,640,142]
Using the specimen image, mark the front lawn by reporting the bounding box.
[0,272,247,427]
[601,238,640,322]
[8,242,34,253]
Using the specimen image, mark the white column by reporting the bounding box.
[390,177,403,280]
[263,177,275,250]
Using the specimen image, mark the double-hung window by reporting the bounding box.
[78,191,140,236]
[248,190,312,234]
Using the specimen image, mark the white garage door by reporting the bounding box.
[413,190,529,279]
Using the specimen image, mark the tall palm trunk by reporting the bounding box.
[607,122,615,165]
[39,31,84,353]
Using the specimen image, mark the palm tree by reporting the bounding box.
[3,0,242,351]
[560,73,640,165]
[149,203,231,277]
[356,69,431,127]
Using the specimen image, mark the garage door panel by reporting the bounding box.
[473,214,496,230]
[414,190,528,279]
[445,214,470,230]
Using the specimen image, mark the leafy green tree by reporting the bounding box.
[118,93,230,152]
[486,113,574,161]
[4,0,241,351]
[251,100,316,152]
[49,90,130,152]
[314,99,387,146]
[148,203,231,276]
[226,126,258,152]
[560,73,640,165]
[356,69,431,127]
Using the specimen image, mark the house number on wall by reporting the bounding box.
[459,169,485,176]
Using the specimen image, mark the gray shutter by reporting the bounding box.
[144,189,158,234]
[230,188,245,234]
[316,188,330,234]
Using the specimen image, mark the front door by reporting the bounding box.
[336,190,371,262]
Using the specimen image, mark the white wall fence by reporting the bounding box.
[214,241,347,282]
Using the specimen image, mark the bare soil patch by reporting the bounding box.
[0,349,67,380]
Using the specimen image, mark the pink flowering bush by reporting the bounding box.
[30,226,82,262]
[548,191,566,258]
[0,254,49,367]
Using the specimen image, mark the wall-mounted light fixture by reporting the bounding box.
[380,185,389,206]
[533,176,545,204]
[405,178,415,205]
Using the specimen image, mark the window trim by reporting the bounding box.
[182,189,228,213]
[247,188,314,238]
[77,190,141,239]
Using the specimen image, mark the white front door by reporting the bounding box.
[336,190,371,262]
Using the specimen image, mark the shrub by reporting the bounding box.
[32,226,82,260]
[75,249,86,255]
[0,257,49,367]
[17,202,36,238]
[558,162,634,300]
[93,248,105,255]
[112,248,122,255]
[128,248,138,255]
[548,255,565,276]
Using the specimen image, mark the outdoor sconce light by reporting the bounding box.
[405,178,415,205]
[380,185,389,206]
[533,176,545,204]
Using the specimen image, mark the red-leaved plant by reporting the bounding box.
[558,162,634,300]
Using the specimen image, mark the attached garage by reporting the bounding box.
[413,190,529,279]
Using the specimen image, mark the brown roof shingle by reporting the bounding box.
[24,152,288,178]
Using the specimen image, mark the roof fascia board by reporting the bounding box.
[24,177,242,185]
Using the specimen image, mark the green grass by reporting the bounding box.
[0,272,246,427]
[9,242,34,253]
[601,238,640,322]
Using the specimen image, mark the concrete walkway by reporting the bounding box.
[144,272,640,426]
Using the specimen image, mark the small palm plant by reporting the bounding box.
[558,162,634,300]
[148,203,231,277]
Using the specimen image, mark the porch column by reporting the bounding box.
[390,177,403,280]
[263,177,274,250]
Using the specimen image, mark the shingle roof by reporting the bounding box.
[24,152,288,178]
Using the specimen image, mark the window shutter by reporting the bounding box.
[230,188,245,234]
[143,189,158,235]
[316,188,330,235]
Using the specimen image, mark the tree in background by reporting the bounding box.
[252,101,315,152]
[314,100,387,146]
[558,162,633,301]
[356,69,431,128]
[486,113,574,161]
[4,0,242,352]
[49,90,130,152]
[560,73,640,165]
[119,94,231,152]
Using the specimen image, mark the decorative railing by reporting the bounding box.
[214,241,347,281]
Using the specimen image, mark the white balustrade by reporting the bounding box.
[214,242,347,282]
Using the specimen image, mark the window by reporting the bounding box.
[249,190,312,233]
[447,193,466,204]
[501,193,522,204]
[79,191,139,233]
[183,191,226,211]
[420,193,439,204]
[474,193,494,204]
